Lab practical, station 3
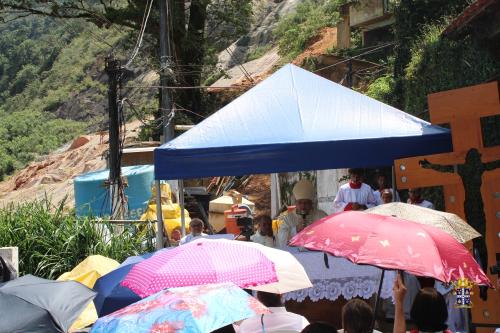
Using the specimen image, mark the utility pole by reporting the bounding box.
[159,0,175,142]
[156,0,174,249]
[105,57,124,219]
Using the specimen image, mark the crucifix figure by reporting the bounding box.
[420,148,500,296]
[395,82,500,324]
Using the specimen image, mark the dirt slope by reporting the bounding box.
[0,121,143,208]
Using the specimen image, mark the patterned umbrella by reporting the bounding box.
[289,211,491,287]
[365,202,481,243]
[122,238,311,298]
[122,239,312,297]
[90,283,269,333]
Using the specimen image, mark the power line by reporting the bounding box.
[313,43,394,73]
[124,84,254,90]
[225,48,254,83]
[124,0,154,68]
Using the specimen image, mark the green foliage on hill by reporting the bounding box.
[0,16,129,179]
[0,198,155,279]
[404,24,500,119]
[274,0,344,60]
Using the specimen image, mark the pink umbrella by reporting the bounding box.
[289,211,492,287]
[121,239,279,298]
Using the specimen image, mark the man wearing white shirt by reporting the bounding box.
[276,180,327,248]
[179,218,208,245]
[238,291,309,333]
[333,169,377,213]
[407,188,434,209]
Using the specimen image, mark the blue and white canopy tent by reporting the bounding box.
[153,64,452,247]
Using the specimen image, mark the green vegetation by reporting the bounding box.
[274,0,344,60]
[0,198,155,279]
[404,24,500,119]
[0,16,130,179]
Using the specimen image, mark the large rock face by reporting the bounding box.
[211,0,300,87]
[216,0,300,69]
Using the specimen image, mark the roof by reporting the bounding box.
[443,0,498,36]
[154,64,452,180]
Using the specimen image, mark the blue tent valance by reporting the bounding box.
[154,64,452,180]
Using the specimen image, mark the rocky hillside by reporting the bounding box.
[0,0,341,207]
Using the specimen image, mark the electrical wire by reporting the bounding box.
[313,42,395,73]
[124,84,254,90]
[124,0,154,68]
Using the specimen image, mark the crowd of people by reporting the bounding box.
[176,168,460,333]
[180,168,435,249]
[208,275,457,333]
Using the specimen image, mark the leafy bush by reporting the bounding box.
[0,198,155,279]
[404,23,500,119]
[366,74,395,105]
[274,0,344,59]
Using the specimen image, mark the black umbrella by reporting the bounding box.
[0,275,96,333]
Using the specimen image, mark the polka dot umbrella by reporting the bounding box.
[121,238,311,298]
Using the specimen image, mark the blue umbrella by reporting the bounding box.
[93,252,156,317]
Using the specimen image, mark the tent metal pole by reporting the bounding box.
[391,165,400,202]
[179,179,186,237]
[271,173,280,218]
[155,180,165,250]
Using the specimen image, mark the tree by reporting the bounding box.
[0,0,252,138]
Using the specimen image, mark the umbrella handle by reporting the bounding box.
[372,269,385,331]
[261,314,266,333]
[323,253,330,269]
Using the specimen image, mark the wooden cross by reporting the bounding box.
[395,81,500,329]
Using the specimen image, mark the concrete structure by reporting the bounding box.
[336,0,395,49]
[0,246,18,276]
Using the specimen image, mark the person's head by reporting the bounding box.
[293,180,315,215]
[348,169,364,185]
[256,291,282,307]
[342,299,374,333]
[189,218,204,236]
[301,322,338,333]
[408,188,422,202]
[376,174,387,190]
[254,214,273,237]
[381,189,393,204]
[410,287,448,332]
[466,148,481,164]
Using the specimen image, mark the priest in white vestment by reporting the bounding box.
[333,168,377,213]
[276,179,327,248]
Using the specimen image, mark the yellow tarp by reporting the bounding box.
[57,255,119,332]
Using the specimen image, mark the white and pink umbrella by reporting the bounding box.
[121,238,311,298]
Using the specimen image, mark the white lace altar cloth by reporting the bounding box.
[283,248,395,302]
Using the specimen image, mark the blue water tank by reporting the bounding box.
[74,165,154,219]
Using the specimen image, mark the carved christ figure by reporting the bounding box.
[420,148,500,299]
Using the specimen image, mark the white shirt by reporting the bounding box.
[250,232,276,248]
[333,183,377,212]
[408,199,434,210]
[179,233,208,245]
[238,306,309,333]
[276,209,327,248]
